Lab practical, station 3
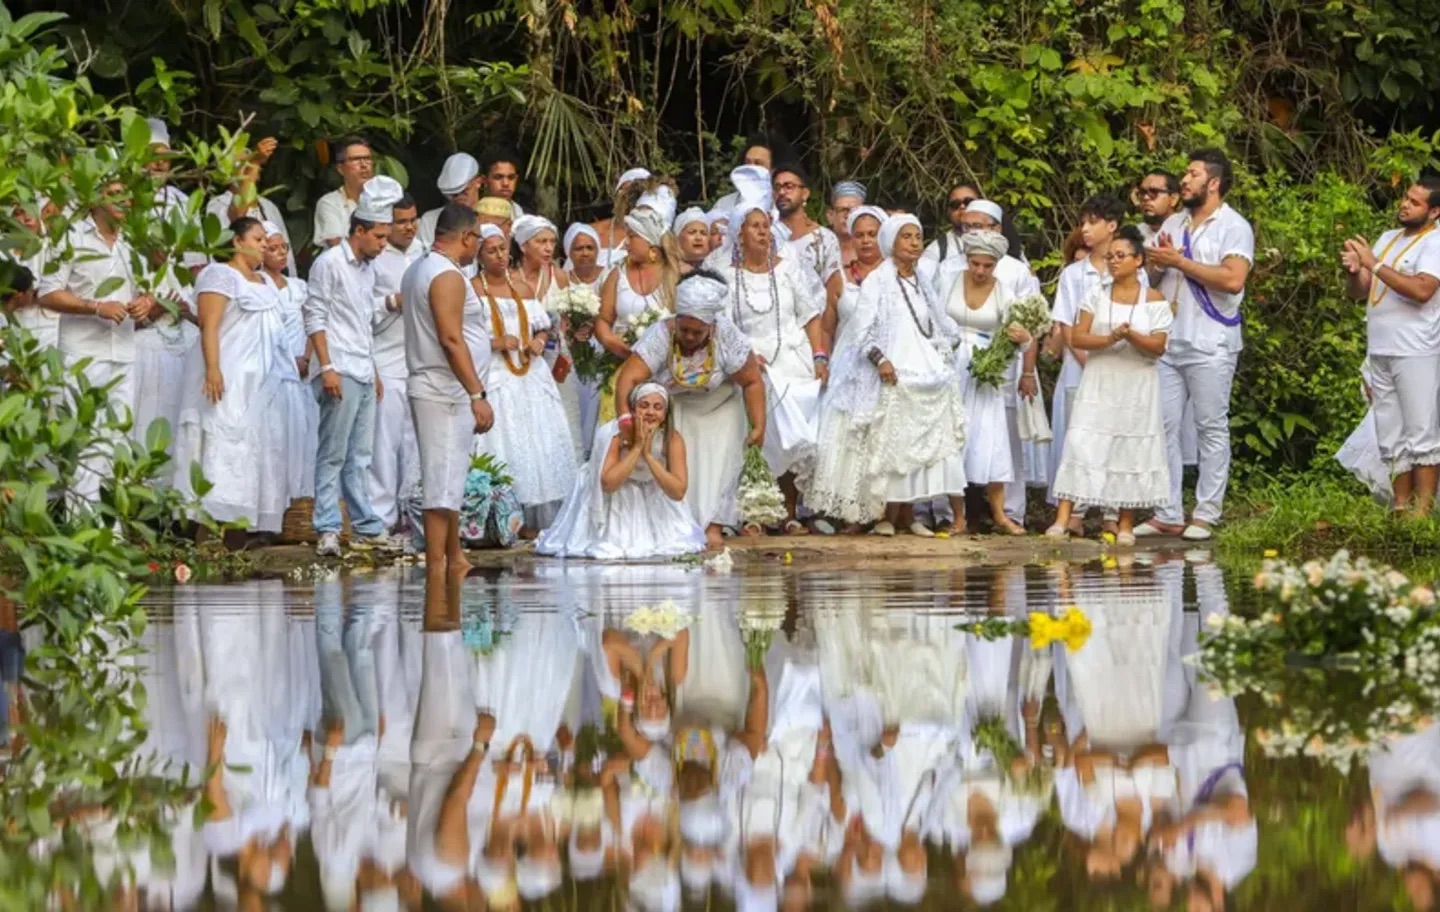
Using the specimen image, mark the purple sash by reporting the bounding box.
[1182,227,1243,327]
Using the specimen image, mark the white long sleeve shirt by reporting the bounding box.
[38,217,138,363]
[304,240,379,384]
[371,241,427,379]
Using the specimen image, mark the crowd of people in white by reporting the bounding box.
[9,122,1440,561]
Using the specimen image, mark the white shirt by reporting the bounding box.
[402,251,491,404]
[372,241,428,378]
[12,247,59,349]
[1138,222,1164,246]
[1052,257,1107,389]
[312,188,358,247]
[38,217,138,363]
[207,191,297,275]
[415,207,443,250]
[1157,203,1254,355]
[785,225,842,285]
[1366,227,1440,357]
[304,240,378,383]
[922,230,965,264]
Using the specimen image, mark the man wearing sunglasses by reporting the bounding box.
[1135,171,1181,245]
[923,181,982,264]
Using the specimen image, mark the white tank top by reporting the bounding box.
[402,251,491,404]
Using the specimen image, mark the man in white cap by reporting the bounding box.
[313,135,375,248]
[145,118,188,220]
[304,175,406,556]
[416,152,482,249]
[368,192,427,533]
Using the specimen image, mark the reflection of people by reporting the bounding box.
[1348,720,1440,911]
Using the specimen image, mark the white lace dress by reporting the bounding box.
[807,270,877,521]
[726,257,823,478]
[174,265,293,532]
[946,280,1017,485]
[535,420,706,560]
[1051,289,1172,509]
[274,275,317,500]
[472,284,579,529]
[632,317,754,528]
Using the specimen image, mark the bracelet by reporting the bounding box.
[813,353,829,364]
[319,364,336,374]
[469,389,488,401]
[866,346,886,366]
[1023,371,1037,378]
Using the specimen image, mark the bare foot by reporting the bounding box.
[705,525,725,550]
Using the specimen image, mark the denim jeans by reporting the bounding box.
[312,374,385,536]
[315,580,379,741]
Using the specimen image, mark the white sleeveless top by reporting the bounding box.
[402,251,491,404]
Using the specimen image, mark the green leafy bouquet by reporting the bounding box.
[968,293,1053,389]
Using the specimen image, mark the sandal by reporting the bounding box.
[783,519,810,536]
[740,522,764,537]
[1044,524,1070,540]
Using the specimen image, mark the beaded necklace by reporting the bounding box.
[1370,225,1437,306]
[669,327,717,390]
[733,253,783,363]
[896,270,933,338]
[480,270,532,376]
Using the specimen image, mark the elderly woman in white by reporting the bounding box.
[537,381,705,560]
[934,229,1034,535]
[846,214,968,536]
[725,201,827,533]
[614,271,767,549]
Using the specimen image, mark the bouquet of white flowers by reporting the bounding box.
[738,445,785,529]
[740,608,784,670]
[556,285,614,383]
[969,293,1053,389]
[624,303,667,345]
[623,599,693,639]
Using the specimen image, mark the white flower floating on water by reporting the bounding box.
[623,599,693,639]
[703,548,734,574]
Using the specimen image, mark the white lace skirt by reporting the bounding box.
[804,403,878,524]
[474,368,579,514]
[1051,351,1169,509]
[867,383,968,506]
[957,366,1015,486]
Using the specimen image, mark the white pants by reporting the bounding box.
[68,357,136,507]
[1156,347,1238,526]
[410,396,474,513]
[1004,405,1026,523]
[1370,353,1440,475]
[369,374,420,529]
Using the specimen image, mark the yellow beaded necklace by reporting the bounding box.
[481,270,532,376]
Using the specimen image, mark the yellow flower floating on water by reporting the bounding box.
[1101,531,1116,545]
[1028,606,1092,652]
[1263,549,1278,558]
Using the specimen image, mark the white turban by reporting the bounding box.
[878,213,922,258]
[678,794,724,847]
[479,223,505,243]
[564,222,600,258]
[728,200,777,253]
[846,205,887,236]
[706,208,732,227]
[629,855,681,912]
[734,877,779,912]
[629,382,670,410]
[966,843,1013,906]
[360,889,401,912]
[673,207,708,234]
[681,853,714,893]
[355,176,405,224]
[512,214,557,247]
[831,180,867,203]
[146,117,171,148]
[261,220,285,238]
[883,853,927,906]
[437,152,480,196]
[516,856,562,900]
[729,165,772,210]
[624,207,669,248]
[636,184,678,227]
[961,228,1008,260]
[617,167,652,190]
[674,275,729,324]
[968,199,1004,224]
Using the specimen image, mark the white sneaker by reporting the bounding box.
[316,532,341,557]
[909,522,936,538]
[1181,524,1214,541]
[871,521,896,537]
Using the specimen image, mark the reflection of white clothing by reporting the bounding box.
[473,611,581,752]
[675,599,748,732]
[275,277,318,499]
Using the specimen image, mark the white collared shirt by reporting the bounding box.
[1157,203,1253,354]
[372,240,428,378]
[304,240,378,383]
[312,189,358,247]
[1052,257,1107,390]
[38,217,138,363]
[1366,227,1440,357]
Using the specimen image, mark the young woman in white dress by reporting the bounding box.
[614,271,767,549]
[511,215,585,459]
[261,222,317,502]
[470,226,579,537]
[848,214,969,537]
[936,229,1034,535]
[564,223,609,454]
[807,206,887,528]
[1048,226,1173,545]
[537,382,706,559]
[174,217,293,537]
[726,203,826,533]
[594,207,680,424]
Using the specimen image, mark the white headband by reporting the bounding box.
[479,224,505,242]
[617,167,652,191]
[846,205,888,236]
[629,382,670,409]
[879,213,922,257]
[673,207,708,233]
[968,199,1004,223]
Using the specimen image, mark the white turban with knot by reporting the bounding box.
[674,274,729,323]
[961,228,1009,260]
[563,222,600,258]
[878,213,922,258]
[672,207,708,234]
[846,205,888,236]
[511,214,557,248]
[624,207,669,248]
[635,183,678,227]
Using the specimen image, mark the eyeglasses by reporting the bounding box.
[1136,187,1172,198]
[947,197,977,211]
[339,154,374,166]
[775,181,805,192]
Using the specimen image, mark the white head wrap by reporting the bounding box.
[146,117,171,148]
[728,200,779,254]
[360,888,401,912]
[636,184,678,227]
[966,843,1013,906]
[878,213,922,258]
[734,877,779,912]
[678,794,724,847]
[564,222,601,258]
[961,228,1008,260]
[831,180,867,203]
[570,838,606,881]
[681,853,714,893]
[624,207,669,248]
[635,715,672,742]
[846,205,888,236]
[479,223,505,243]
[706,208,732,228]
[618,167,653,191]
[355,176,405,224]
[437,152,481,196]
[674,275,729,324]
[967,199,1004,224]
[516,856,562,900]
[729,165,773,209]
[673,207,708,234]
[321,866,355,911]
[629,381,670,410]
[512,214,557,248]
[261,220,285,238]
[883,852,927,906]
[842,856,886,908]
[629,854,681,912]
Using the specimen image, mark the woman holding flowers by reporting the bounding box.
[615,271,766,550]
[1048,227,1172,545]
[471,225,578,537]
[562,223,608,453]
[537,382,705,559]
[512,214,585,457]
[935,229,1036,535]
[594,207,679,424]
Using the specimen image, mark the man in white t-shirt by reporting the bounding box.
[1342,177,1440,515]
[1138,148,1254,541]
[313,136,375,248]
[773,163,843,319]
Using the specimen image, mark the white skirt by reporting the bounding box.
[1052,351,1169,510]
[868,382,968,507]
[762,372,821,479]
[535,421,707,560]
[804,404,878,523]
[955,337,1015,485]
[673,383,747,528]
[132,328,192,468]
[473,610,581,752]
[1335,409,1393,502]
[1063,589,1174,753]
[474,367,579,515]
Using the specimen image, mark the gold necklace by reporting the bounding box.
[1370,225,1436,306]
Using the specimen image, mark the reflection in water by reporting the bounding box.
[33,557,1439,908]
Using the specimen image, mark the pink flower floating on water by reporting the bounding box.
[174,563,193,585]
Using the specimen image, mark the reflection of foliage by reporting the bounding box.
[972,714,1021,772]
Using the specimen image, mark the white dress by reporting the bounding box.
[632,317,755,528]
[807,270,878,521]
[1052,290,1172,509]
[174,265,293,532]
[275,275,318,500]
[725,258,823,478]
[472,608,582,752]
[947,280,1017,485]
[132,316,197,476]
[472,283,579,528]
[536,419,707,560]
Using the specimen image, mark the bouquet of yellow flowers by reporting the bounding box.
[968,293,1053,389]
[960,605,1092,652]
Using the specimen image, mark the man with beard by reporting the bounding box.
[1138,148,1254,541]
[1135,170,1181,245]
[774,164,843,317]
[1341,177,1440,515]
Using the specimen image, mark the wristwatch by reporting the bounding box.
[469,389,487,401]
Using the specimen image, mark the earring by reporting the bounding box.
[649,250,659,264]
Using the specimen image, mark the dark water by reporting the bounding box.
[26,554,1437,910]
